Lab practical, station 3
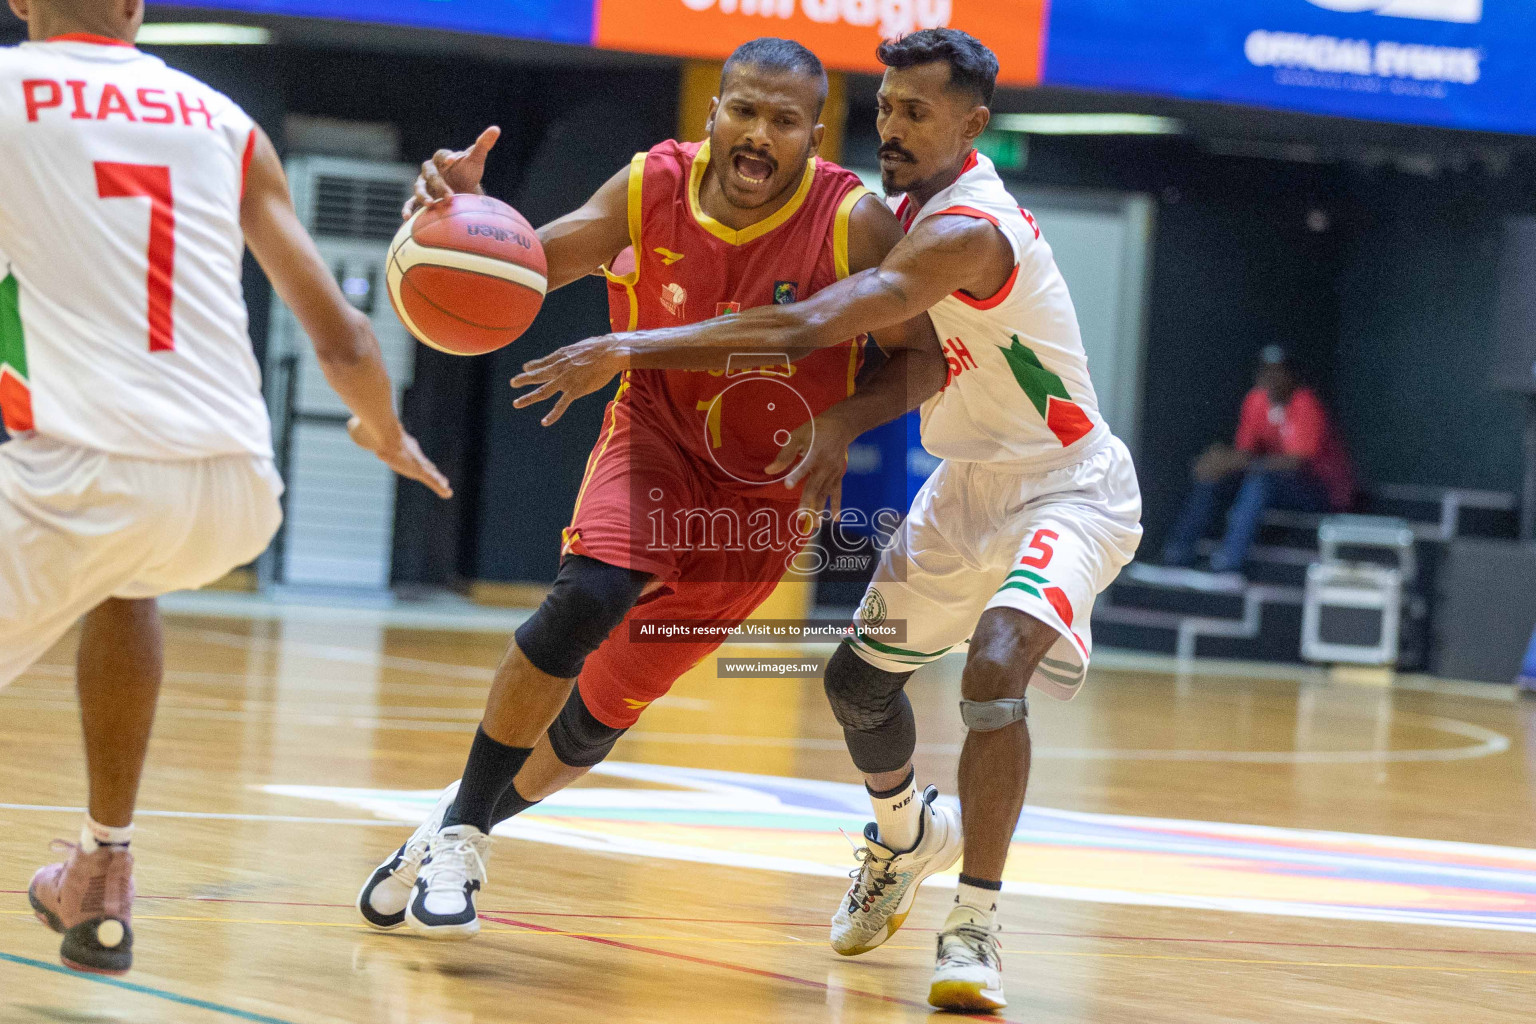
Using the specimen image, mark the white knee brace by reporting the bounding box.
[959,696,1028,732]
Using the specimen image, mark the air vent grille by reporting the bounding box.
[312,176,408,240]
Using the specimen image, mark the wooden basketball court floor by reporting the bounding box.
[3,601,1535,1023]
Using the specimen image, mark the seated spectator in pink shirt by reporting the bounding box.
[1163,346,1355,575]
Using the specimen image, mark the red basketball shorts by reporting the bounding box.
[562,393,814,728]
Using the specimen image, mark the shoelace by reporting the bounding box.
[845,846,898,914]
[937,922,1001,970]
[391,832,433,885]
[424,834,488,893]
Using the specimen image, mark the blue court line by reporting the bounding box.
[0,951,301,1024]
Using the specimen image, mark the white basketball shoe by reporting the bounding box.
[928,905,1006,1012]
[830,785,962,956]
[356,780,459,930]
[405,824,492,939]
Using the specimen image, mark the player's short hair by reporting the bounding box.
[877,29,999,108]
[721,38,829,116]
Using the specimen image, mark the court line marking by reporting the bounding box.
[4,893,1534,959]
[0,697,1507,764]
[478,914,1014,1022]
[10,911,1536,976]
[0,951,303,1024]
[13,626,1515,763]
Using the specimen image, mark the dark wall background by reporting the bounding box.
[3,11,1529,579]
[850,101,1534,555]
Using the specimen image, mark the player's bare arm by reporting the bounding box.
[511,208,1009,424]
[241,128,452,499]
[405,126,632,292]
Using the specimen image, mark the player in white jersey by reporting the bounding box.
[513,29,1141,1011]
[2,0,450,975]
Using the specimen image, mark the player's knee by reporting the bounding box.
[823,641,914,731]
[547,687,626,768]
[962,608,1055,702]
[514,555,652,679]
[824,642,918,774]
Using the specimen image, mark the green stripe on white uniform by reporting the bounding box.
[0,273,26,382]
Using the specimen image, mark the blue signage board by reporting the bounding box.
[163,1,595,46]
[1044,0,1536,134]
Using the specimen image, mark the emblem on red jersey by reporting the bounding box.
[715,301,742,318]
[773,281,798,305]
[661,283,687,318]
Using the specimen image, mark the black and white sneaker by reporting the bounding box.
[404,824,490,940]
[357,781,459,931]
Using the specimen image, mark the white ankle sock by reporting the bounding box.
[953,877,1001,927]
[80,816,133,853]
[868,771,922,851]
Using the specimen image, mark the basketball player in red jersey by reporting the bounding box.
[354,39,948,938]
[513,30,1145,1011]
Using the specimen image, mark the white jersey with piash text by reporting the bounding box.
[894,150,1107,469]
[0,36,272,460]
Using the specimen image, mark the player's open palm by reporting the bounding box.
[511,339,625,426]
[347,417,454,499]
[767,416,852,516]
[405,126,500,219]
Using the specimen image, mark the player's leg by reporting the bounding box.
[394,555,651,937]
[356,708,603,933]
[27,598,161,976]
[25,449,283,975]
[827,464,980,955]
[930,443,1142,1012]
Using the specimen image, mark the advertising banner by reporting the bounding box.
[164,1,596,46]
[593,0,1048,87]
[1044,0,1536,134]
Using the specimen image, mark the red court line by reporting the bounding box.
[480,913,1011,1022]
[5,890,1530,959]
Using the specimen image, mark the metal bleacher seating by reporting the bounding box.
[1097,485,1518,663]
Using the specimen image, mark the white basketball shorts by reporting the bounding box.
[848,437,1142,700]
[0,436,284,688]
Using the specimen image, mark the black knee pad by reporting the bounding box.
[547,686,626,768]
[824,641,917,775]
[514,555,652,679]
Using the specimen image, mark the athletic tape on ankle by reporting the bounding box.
[959,697,1028,732]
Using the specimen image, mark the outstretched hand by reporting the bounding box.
[347,417,453,499]
[765,414,857,516]
[402,126,501,220]
[510,338,625,426]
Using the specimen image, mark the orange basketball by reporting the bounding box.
[385,194,547,356]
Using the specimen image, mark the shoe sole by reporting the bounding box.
[33,882,133,974]
[404,911,481,941]
[928,979,1006,1012]
[834,806,965,957]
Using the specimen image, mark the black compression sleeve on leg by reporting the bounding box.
[547,686,626,768]
[443,726,533,833]
[513,555,652,679]
[824,641,918,776]
[489,779,539,829]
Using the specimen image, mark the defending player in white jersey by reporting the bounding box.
[2,0,450,975]
[512,29,1142,1011]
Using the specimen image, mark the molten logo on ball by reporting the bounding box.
[386,195,548,356]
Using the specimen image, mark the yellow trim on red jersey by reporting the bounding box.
[566,372,632,536]
[833,186,873,280]
[846,336,865,397]
[599,152,647,331]
[686,140,816,247]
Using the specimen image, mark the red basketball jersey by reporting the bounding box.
[604,139,871,497]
